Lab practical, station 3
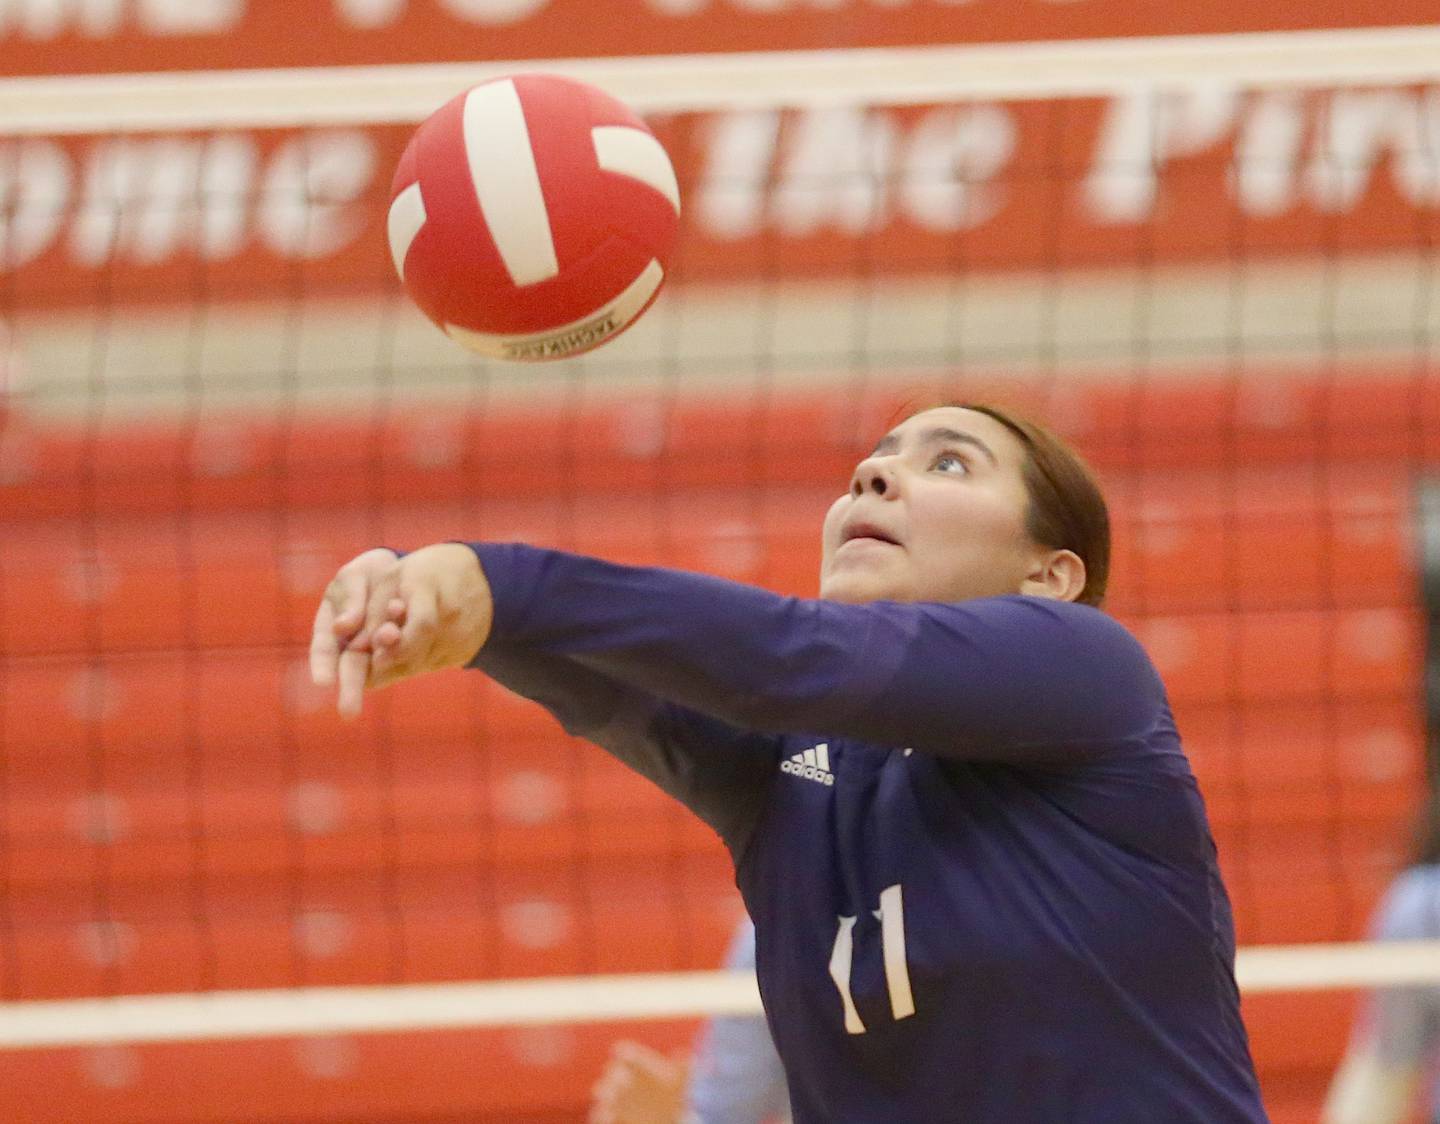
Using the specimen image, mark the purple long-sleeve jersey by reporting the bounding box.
[466,542,1269,1124]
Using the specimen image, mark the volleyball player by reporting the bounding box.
[589,916,791,1124]
[311,404,1270,1122]
[1322,792,1440,1124]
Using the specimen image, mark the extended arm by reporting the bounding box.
[474,542,1164,762]
[312,541,1163,763]
[308,545,776,853]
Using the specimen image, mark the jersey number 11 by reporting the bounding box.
[828,883,915,1034]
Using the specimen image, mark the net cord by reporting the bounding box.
[2,24,1440,135]
[0,941,1437,1049]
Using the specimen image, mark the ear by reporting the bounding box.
[1020,548,1087,603]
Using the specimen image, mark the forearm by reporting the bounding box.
[471,542,879,731]
[475,642,635,740]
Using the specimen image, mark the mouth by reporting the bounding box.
[841,522,902,548]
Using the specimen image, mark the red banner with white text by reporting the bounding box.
[2,86,1435,308]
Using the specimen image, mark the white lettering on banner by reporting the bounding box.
[699,105,1017,238]
[697,111,782,239]
[70,137,257,265]
[0,0,241,37]
[0,141,70,268]
[1086,85,1242,223]
[437,0,550,23]
[773,108,897,236]
[138,0,243,34]
[1307,90,1440,211]
[0,131,374,270]
[902,105,1015,231]
[200,136,258,256]
[1232,90,1306,216]
[259,131,377,258]
[8,89,1440,281]
[0,0,122,37]
[1397,90,1440,206]
[1089,86,1440,223]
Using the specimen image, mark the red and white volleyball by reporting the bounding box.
[387,74,680,362]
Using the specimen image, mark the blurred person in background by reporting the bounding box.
[1323,790,1440,1124]
[589,916,791,1124]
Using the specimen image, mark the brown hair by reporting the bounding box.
[937,402,1112,607]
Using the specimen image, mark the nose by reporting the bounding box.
[850,456,898,499]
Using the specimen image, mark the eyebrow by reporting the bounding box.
[870,426,1000,467]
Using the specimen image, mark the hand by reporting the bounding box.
[589,1041,691,1124]
[309,543,493,719]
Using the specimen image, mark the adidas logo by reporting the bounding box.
[781,743,834,786]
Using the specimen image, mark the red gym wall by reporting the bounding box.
[3,4,1437,1123]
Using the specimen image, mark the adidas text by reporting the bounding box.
[781,744,835,786]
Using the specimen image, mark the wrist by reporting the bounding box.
[436,542,493,664]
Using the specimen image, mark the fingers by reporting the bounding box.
[588,1041,688,1124]
[336,636,372,721]
[371,602,405,653]
[611,1041,678,1079]
[338,567,402,718]
[310,551,402,718]
[331,565,373,635]
[590,1043,650,1124]
[337,599,402,719]
[371,584,432,687]
[372,597,407,647]
[311,564,380,687]
[312,545,478,718]
[588,1062,622,1124]
[309,596,340,686]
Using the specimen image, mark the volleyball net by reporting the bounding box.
[3,25,1440,1123]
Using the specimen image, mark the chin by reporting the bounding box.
[819,571,903,604]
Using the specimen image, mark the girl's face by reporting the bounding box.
[819,407,1079,605]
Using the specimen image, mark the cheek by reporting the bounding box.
[920,490,1026,558]
[820,496,849,557]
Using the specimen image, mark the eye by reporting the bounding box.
[931,451,969,474]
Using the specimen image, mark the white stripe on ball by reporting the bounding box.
[386,181,427,282]
[591,126,681,213]
[462,80,561,288]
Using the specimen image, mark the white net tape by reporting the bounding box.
[0,941,1437,1049]
[2,25,1440,134]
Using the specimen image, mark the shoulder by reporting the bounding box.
[921,593,1142,638]
[902,596,1166,749]
[917,595,1159,682]
[992,594,1146,642]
